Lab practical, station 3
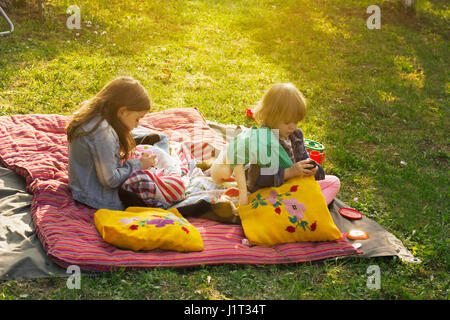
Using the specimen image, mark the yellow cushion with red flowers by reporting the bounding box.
[94,207,203,252]
[238,176,342,246]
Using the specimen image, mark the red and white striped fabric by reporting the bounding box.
[0,108,359,271]
[123,169,185,205]
[138,108,225,162]
[145,170,185,204]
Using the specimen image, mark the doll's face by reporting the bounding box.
[275,121,298,140]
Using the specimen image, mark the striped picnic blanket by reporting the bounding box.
[0,108,358,271]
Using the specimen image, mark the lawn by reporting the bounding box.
[0,0,448,300]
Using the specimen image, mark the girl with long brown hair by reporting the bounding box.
[66,76,156,210]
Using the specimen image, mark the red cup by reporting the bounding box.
[309,150,325,164]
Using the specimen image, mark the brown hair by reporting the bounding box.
[253,83,307,128]
[66,76,150,160]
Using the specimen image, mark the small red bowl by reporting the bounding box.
[338,208,363,220]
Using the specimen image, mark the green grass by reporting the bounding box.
[0,0,448,300]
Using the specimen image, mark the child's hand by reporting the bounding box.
[294,159,318,177]
[139,153,158,169]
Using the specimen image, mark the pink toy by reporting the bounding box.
[132,145,158,165]
[136,145,153,155]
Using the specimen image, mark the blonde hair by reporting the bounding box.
[66,76,150,160]
[253,83,307,128]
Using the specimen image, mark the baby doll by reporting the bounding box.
[132,144,181,176]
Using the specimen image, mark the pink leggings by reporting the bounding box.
[317,175,340,205]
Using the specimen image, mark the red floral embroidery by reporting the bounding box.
[181,226,189,234]
[290,185,299,192]
[310,221,317,231]
[275,207,281,215]
[129,225,138,231]
[285,226,296,233]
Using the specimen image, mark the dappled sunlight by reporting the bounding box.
[183,71,216,90]
[377,90,399,104]
[324,264,345,286]
[310,11,352,40]
[419,0,450,22]
[48,0,191,34]
[393,55,425,89]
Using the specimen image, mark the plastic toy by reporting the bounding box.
[338,208,363,220]
[304,139,325,164]
[347,230,370,240]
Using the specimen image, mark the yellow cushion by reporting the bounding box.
[238,176,342,246]
[94,207,204,252]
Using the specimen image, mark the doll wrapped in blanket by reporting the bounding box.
[122,143,189,208]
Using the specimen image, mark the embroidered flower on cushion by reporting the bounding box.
[118,217,141,225]
[282,198,306,220]
[281,198,317,233]
[265,190,294,214]
[163,213,191,233]
[286,219,317,232]
[285,218,312,233]
[129,224,138,231]
[181,226,189,234]
[251,194,268,209]
[265,190,283,208]
[146,219,175,228]
[136,220,146,227]
[298,220,309,231]
[285,226,296,233]
[168,213,188,226]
